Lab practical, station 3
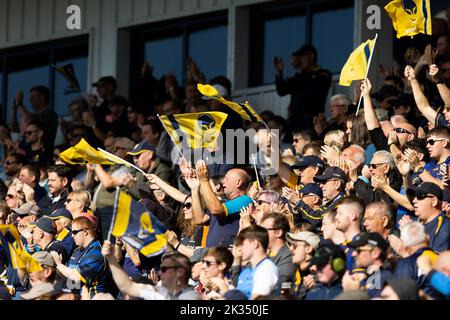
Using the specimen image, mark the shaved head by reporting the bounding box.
[435,251,450,275]
[222,168,251,197]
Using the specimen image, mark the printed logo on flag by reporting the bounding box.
[402,0,417,15]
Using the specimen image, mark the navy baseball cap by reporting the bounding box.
[299,183,323,198]
[30,217,57,235]
[313,166,347,183]
[291,156,324,170]
[406,182,443,201]
[347,232,389,252]
[127,141,156,156]
[48,208,73,221]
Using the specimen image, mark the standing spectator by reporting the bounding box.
[140,119,173,166]
[37,165,73,216]
[89,76,117,134]
[236,225,279,299]
[274,44,332,130]
[52,216,118,299]
[23,120,49,165]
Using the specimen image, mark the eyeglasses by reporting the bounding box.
[25,130,37,136]
[160,265,182,273]
[415,194,435,201]
[370,163,386,169]
[72,228,89,236]
[394,128,412,135]
[427,138,447,146]
[201,259,218,267]
[182,202,192,209]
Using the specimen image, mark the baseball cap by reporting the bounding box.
[299,183,323,198]
[291,156,324,170]
[313,166,347,183]
[127,141,156,156]
[11,203,41,217]
[21,282,55,300]
[309,242,346,268]
[30,217,57,235]
[32,251,56,268]
[92,76,117,89]
[347,232,389,252]
[406,182,443,201]
[371,85,400,101]
[292,44,317,57]
[286,231,320,250]
[48,208,73,221]
[189,247,208,264]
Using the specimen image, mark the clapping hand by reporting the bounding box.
[282,186,300,204]
[404,65,416,81]
[195,160,209,182]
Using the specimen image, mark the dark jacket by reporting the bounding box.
[37,189,69,216]
[270,244,296,285]
[305,278,343,300]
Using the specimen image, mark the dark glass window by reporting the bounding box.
[145,35,183,82]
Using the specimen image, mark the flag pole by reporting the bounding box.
[107,187,120,242]
[97,148,147,175]
[251,154,261,189]
[356,33,378,116]
[156,114,187,163]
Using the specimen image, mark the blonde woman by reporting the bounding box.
[5,179,34,209]
[65,190,93,219]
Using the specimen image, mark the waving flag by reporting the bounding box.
[111,192,167,257]
[385,0,432,38]
[53,63,81,94]
[59,139,116,165]
[339,37,377,86]
[197,84,264,124]
[159,112,228,149]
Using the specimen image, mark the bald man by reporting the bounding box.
[418,250,450,298]
[196,161,254,247]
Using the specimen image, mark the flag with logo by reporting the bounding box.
[384,0,432,38]
[159,111,228,149]
[111,192,167,257]
[0,225,42,273]
[53,63,81,94]
[59,139,116,165]
[339,37,377,86]
[197,84,264,124]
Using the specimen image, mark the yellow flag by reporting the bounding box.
[159,112,228,149]
[197,84,263,124]
[339,37,376,86]
[59,138,116,165]
[385,0,432,38]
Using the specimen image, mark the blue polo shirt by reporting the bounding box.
[68,239,117,298]
[424,213,450,253]
[424,156,450,182]
[205,195,253,247]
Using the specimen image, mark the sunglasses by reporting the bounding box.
[427,138,447,146]
[256,199,271,205]
[201,259,218,267]
[160,265,182,273]
[355,247,373,254]
[394,128,412,135]
[25,130,37,136]
[369,163,385,169]
[415,194,435,201]
[182,202,192,209]
[6,194,15,199]
[72,228,89,236]
[5,160,17,165]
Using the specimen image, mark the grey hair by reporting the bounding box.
[258,190,280,203]
[366,201,393,229]
[114,137,135,151]
[330,94,352,107]
[401,222,427,247]
[373,150,395,170]
[348,144,366,165]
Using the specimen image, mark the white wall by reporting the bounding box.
[0,0,392,119]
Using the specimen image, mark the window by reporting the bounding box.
[249,0,354,87]
[0,36,88,122]
[131,12,227,97]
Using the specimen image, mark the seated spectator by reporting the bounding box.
[30,217,68,264]
[37,165,73,215]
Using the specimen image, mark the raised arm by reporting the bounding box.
[196,160,225,216]
[405,65,437,124]
[430,64,450,108]
[361,79,380,130]
[146,173,187,203]
[94,165,121,189]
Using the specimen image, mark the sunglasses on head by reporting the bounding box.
[394,128,412,135]
[427,138,447,146]
[182,202,192,209]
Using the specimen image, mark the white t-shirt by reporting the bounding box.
[139,285,200,300]
[252,258,279,297]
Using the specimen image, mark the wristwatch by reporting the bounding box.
[415,167,425,175]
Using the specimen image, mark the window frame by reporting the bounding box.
[0,35,89,122]
[128,11,228,101]
[248,0,354,87]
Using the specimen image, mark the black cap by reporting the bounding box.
[48,208,73,221]
[347,232,389,252]
[309,241,346,268]
[392,93,415,108]
[292,44,317,57]
[291,156,324,170]
[299,183,323,198]
[371,85,400,101]
[30,217,57,235]
[406,182,443,201]
[313,166,347,183]
[92,76,117,90]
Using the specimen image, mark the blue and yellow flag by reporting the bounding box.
[52,63,81,94]
[159,112,228,149]
[111,192,167,257]
[339,37,377,86]
[197,84,264,124]
[385,0,432,38]
[59,138,116,165]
